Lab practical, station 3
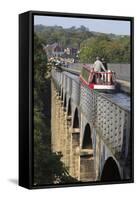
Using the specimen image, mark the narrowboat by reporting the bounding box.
[80,65,116,90]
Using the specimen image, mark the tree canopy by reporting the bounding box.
[35,25,95,48]
[34,33,77,185]
[79,35,130,63]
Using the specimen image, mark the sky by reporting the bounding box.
[34,15,130,35]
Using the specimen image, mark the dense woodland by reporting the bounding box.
[34,34,76,185]
[35,25,130,63]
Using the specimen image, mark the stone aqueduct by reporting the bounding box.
[51,68,131,182]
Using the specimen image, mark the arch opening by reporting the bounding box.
[67,98,71,116]
[63,93,67,111]
[101,157,121,181]
[61,89,63,101]
[82,124,93,149]
[73,108,79,128]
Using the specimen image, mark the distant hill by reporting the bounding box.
[34,25,130,63]
[34,25,122,48]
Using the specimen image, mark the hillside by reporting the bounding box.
[34,25,130,63]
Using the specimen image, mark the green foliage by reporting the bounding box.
[34,34,77,185]
[79,35,130,63]
[34,25,94,49]
[34,109,76,185]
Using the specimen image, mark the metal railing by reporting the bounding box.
[88,71,116,85]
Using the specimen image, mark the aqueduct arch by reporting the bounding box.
[61,88,63,101]
[67,98,71,116]
[101,157,121,181]
[73,108,79,128]
[82,124,93,149]
[80,123,95,181]
[63,93,67,111]
[70,107,80,178]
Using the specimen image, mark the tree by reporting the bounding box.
[34,33,77,185]
[79,35,130,63]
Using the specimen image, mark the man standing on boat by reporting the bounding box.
[93,56,106,72]
[92,57,106,83]
[101,57,108,71]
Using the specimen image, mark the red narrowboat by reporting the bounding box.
[80,65,116,90]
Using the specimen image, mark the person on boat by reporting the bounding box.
[93,56,106,72]
[101,57,108,82]
[101,57,108,71]
[91,57,106,83]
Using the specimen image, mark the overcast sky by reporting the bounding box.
[34,15,130,35]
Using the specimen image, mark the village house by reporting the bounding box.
[44,43,64,58]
